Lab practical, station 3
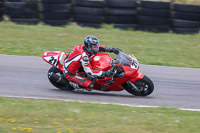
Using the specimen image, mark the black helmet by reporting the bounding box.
[84,35,99,55]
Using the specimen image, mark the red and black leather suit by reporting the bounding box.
[63,45,111,90]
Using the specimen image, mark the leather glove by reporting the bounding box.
[112,48,121,54]
[105,47,122,54]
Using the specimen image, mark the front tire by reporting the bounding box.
[123,75,154,96]
[48,66,74,91]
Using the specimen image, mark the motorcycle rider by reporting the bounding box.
[63,35,121,91]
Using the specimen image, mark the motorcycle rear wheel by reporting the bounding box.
[123,75,154,96]
[48,66,74,91]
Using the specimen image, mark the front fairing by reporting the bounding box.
[92,52,140,91]
[114,51,139,73]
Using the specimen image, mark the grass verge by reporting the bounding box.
[152,0,200,4]
[174,0,200,4]
[0,97,199,133]
[0,21,200,68]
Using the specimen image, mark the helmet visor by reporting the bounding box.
[89,44,99,54]
[91,44,98,51]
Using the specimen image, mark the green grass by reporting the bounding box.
[151,0,200,4]
[174,0,200,4]
[0,21,200,68]
[0,97,199,133]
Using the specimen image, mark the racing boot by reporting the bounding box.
[69,82,84,92]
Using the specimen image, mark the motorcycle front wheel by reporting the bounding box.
[123,75,154,96]
[48,66,74,91]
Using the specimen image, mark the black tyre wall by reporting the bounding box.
[74,14,104,23]
[173,3,200,13]
[39,4,71,12]
[41,0,71,4]
[138,1,170,32]
[40,0,72,26]
[140,0,170,9]
[105,0,137,28]
[73,6,104,15]
[106,0,137,8]
[171,3,200,34]
[6,11,38,19]
[0,1,3,8]
[5,1,39,24]
[106,8,137,16]
[171,11,200,21]
[138,16,169,25]
[42,20,70,26]
[172,27,199,34]
[0,11,2,22]
[105,9,137,24]
[138,8,169,18]
[5,0,22,1]
[106,15,137,24]
[74,0,105,8]
[72,0,105,28]
[0,9,3,16]
[41,12,70,20]
[10,18,39,25]
[5,2,38,11]
[171,19,200,28]
[0,1,3,22]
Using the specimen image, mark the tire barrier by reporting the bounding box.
[171,3,200,34]
[39,0,72,26]
[105,0,138,30]
[5,0,39,25]
[0,0,200,34]
[72,0,105,28]
[0,0,3,22]
[138,0,170,32]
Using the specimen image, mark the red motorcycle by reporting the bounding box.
[42,51,154,96]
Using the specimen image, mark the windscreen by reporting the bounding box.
[113,51,132,66]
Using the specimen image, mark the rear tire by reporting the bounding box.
[48,66,74,91]
[123,75,154,96]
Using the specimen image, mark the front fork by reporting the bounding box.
[127,81,140,92]
[125,72,145,92]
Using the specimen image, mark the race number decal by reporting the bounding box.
[131,58,139,70]
[44,55,59,67]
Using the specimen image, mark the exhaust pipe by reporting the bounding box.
[48,72,61,83]
[48,72,68,86]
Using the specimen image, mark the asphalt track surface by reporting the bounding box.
[0,54,200,110]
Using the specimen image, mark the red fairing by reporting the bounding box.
[42,51,68,72]
[129,72,144,83]
[90,53,112,71]
[121,65,138,77]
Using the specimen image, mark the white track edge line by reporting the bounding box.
[2,95,200,112]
